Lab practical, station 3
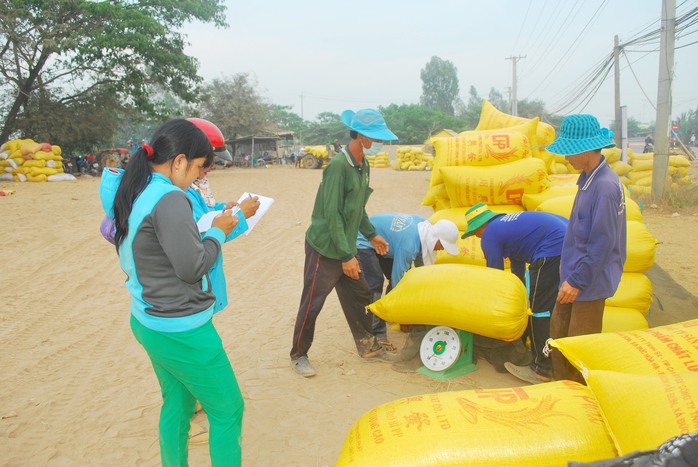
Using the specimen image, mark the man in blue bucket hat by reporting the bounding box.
[545,114,627,384]
[290,108,399,377]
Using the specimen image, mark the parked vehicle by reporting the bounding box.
[76,154,101,176]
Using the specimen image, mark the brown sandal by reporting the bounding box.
[378,338,398,353]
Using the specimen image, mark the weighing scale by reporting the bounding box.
[417,326,477,380]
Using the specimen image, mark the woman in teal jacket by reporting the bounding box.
[112,119,243,466]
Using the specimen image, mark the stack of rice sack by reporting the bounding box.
[549,319,698,457]
[304,145,328,158]
[336,319,698,466]
[365,151,390,168]
[422,102,551,266]
[0,138,72,182]
[392,145,433,171]
[522,175,658,333]
[625,152,692,196]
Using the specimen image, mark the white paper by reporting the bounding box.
[196,206,240,233]
[195,193,274,235]
[237,192,274,235]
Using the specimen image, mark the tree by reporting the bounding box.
[419,56,460,116]
[380,104,466,144]
[0,0,227,143]
[195,74,270,140]
[15,87,123,155]
[455,86,482,130]
[301,112,345,145]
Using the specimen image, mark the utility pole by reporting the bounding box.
[299,93,304,147]
[614,35,621,147]
[505,56,525,116]
[652,0,675,201]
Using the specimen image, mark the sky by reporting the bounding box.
[183,0,698,128]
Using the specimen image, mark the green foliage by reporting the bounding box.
[195,73,270,140]
[15,87,123,155]
[0,0,228,142]
[674,107,698,144]
[419,56,460,116]
[380,104,467,144]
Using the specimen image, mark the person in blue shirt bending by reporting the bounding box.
[356,214,459,357]
[462,204,568,384]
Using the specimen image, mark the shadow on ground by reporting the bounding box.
[646,264,698,326]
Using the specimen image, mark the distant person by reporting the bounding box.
[545,114,627,384]
[290,108,399,377]
[461,205,568,384]
[691,133,696,147]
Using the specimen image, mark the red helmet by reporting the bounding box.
[187,117,232,161]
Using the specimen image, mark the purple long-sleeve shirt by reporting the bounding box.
[561,158,627,300]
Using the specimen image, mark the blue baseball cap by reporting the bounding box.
[546,114,615,156]
[341,108,398,141]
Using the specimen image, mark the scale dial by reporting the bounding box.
[419,326,462,371]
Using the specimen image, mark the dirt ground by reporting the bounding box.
[0,161,696,466]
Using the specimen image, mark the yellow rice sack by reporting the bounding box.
[475,100,556,153]
[625,221,658,273]
[602,306,649,333]
[368,263,528,341]
[548,174,579,186]
[629,184,652,196]
[428,205,524,231]
[521,184,578,211]
[336,380,617,466]
[548,319,698,376]
[429,131,532,187]
[586,370,698,455]
[536,195,643,222]
[433,234,511,269]
[601,147,623,164]
[627,169,652,183]
[421,183,449,207]
[441,158,549,207]
[631,159,654,172]
[26,173,47,182]
[669,155,691,167]
[610,160,632,176]
[21,159,46,168]
[605,273,652,316]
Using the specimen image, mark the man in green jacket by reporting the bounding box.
[290,109,398,377]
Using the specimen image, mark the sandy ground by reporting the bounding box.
[1,163,697,466]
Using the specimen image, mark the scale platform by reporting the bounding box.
[416,326,478,380]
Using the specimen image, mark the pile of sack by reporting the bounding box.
[421,102,659,333]
[365,151,390,168]
[303,145,329,159]
[624,152,692,196]
[337,319,698,466]
[392,145,433,171]
[0,138,74,182]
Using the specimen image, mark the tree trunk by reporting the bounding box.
[0,49,52,143]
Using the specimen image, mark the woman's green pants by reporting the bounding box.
[131,315,244,466]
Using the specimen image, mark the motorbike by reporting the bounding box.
[76,154,101,176]
[63,158,75,174]
[643,142,654,153]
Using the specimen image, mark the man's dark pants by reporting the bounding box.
[356,248,394,339]
[291,241,377,359]
[550,298,605,384]
[526,256,560,378]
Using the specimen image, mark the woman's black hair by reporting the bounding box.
[349,130,358,139]
[113,118,215,248]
